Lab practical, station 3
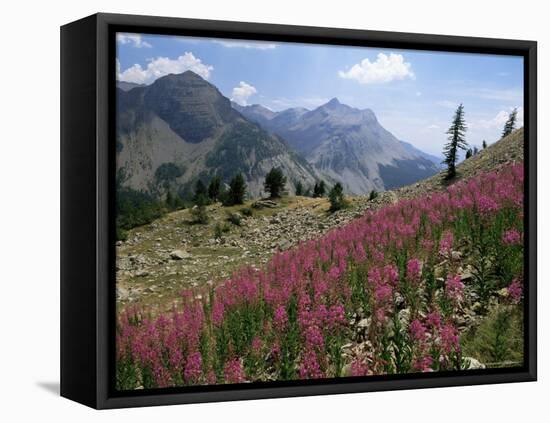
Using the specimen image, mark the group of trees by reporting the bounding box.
[443,105,518,179]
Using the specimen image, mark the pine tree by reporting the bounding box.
[295,181,304,196]
[225,173,246,206]
[502,108,518,138]
[465,148,473,159]
[208,176,221,201]
[329,182,347,212]
[264,167,287,198]
[482,140,487,149]
[193,179,207,203]
[443,104,468,180]
[313,180,326,198]
[473,146,479,155]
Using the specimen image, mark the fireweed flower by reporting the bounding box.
[299,349,324,379]
[445,274,464,303]
[224,358,246,384]
[413,355,433,372]
[251,336,263,354]
[273,305,288,331]
[407,258,422,284]
[409,319,428,342]
[183,351,202,384]
[502,228,522,246]
[507,278,523,303]
[439,231,454,256]
[350,358,369,377]
[440,324,460,354]
[426,311,442,330]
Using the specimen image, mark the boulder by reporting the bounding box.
[170,250,190,260]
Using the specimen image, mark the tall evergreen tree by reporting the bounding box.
[443,104,468,180]
[193,179,207,203]
[295,181,304,196]
[329,182,347,212]
[264,167,287,198]
[502,108,518,138]
[482,140,487,149]
[208,176,221,201]
[313,180,326,198]
[226,173,247,206]
[465,148,473,159]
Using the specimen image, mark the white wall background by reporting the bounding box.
[0,0,546,420]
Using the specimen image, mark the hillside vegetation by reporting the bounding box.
[115,129,525,389]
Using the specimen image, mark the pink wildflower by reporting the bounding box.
[183,351,202,384]
[502,229,522,246]
[413,355,433,372]
[445,274,464,303]
[350,358,369,377]
[410,319,428,342]
[224,358,246,384]
[273,305,288,331]
[507,278,523,303]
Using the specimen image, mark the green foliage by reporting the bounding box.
[368,189,378,201]
[264,167,287,198]
[240,207,253,217]
[295,181,304,196]
[116,188,165,239]
[193,180,208,203]
[213,222,230,239]
[208,176,222,202]
[462,305,523,368]
[502,108,518,138]
[226,212,242,226]
[465,148,473,159]
[155,162,184,182]
[443,104,468,180]
[328,182,348,212]
[224,173,247,206]
[190,194,209,224]
[313,180,326,198]
[165,190,185,210]
[482,140,487,149]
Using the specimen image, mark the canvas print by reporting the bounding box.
[114,32,525,390]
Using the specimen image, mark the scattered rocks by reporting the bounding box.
[463,356,486,370]
[170,250,190,260]
[252,199,278,209]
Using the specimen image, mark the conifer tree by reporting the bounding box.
[443,104,468,180]
[502,108,518,138]
[208,176,221,201]
[264,167,287,198]
[313,180,326,198]
[295,181,304,196]
[465,148,473,159]
[329,182,347,212]
[226,173,247,206]
[193,180,207,203]
[482,140,487,149]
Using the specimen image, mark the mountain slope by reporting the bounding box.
[235,98,439,194]
[116,71,320,198]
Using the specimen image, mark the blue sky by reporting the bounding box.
[116,33,524,156]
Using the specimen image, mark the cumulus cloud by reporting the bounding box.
[472,107,524,130]
[231,81,257,105]
[214,40,277,50]
[117,33,152,48]
[117,52,213,84]
[338,53,415,85]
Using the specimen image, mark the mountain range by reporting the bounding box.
[233,99,440,193]
[116,70,440,200]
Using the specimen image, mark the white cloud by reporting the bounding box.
[117,52,213,84]
[117,33,152,48]
[472,107,524,130]
[214,40,277,50]
[231,81,257,105]
[427,124,440,130]
[338,53,415,85]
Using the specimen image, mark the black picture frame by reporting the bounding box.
[61,12,537,409]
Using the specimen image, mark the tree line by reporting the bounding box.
[443,105,518,179]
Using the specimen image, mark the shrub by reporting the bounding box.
[313,181,326,198]
[368,190,378,201]
[241,207,253,217]
[295,181,304,196]
[329,182,347,212]
[214,222,231,239]
[226,212,242,226]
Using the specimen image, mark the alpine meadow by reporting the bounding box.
[114,33,525,390]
